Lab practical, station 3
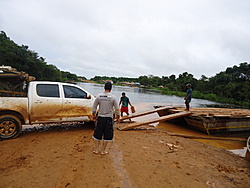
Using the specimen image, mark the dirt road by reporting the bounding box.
[1,124,250,188]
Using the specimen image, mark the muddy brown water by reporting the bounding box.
[157,122,248,157]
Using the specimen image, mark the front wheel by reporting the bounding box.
[0,115,22,140]
[247,136,250,152]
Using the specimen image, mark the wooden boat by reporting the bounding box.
[154,106,250,135]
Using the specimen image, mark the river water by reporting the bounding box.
[78,82,249,158]
[78,82,219,109]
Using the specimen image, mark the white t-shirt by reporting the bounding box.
[92,92,119,118]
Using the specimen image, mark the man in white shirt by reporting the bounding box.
[92,82,120,155]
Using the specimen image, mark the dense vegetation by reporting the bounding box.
[92,63,250,108]
[0,31,85,81]
[1,31,249,107]
[91,76,138,83]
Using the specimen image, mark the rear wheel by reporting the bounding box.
[0,115,22,140]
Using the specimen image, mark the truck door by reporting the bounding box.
[29,83,63,123]
[62,84,93,122]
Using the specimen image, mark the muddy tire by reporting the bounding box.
[247,136,250,152]
[0,115,22,140]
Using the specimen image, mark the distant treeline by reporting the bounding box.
[1,31,250,107]
[0,31,86,81]
[92,62,250,108]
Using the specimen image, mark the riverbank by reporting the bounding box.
[1,123,249,188]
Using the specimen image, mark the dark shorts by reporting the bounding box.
[93,117,114,141]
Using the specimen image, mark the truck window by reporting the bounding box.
[63,85,87,99]
[37,84,60,98]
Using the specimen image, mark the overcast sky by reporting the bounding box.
[0,0,249,79]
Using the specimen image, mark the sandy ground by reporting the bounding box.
[1,123,250,188]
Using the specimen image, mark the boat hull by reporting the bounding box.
[154,106,250,135]
[185,116,250,134]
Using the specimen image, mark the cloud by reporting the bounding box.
[1,0,249,79]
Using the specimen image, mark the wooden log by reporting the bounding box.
[120,106,176,121]
[165,132,247,142]
[213,115,232,117]
[118,111,192,131]
[0,90,26,96]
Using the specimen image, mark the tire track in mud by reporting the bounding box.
[110,141,133,188]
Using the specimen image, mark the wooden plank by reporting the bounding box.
[120,106,175,121]
[118,111,192,131]
[213,115,232,117]
[166,132,247,142]
[0,90,26,96]
[171,107,250,117]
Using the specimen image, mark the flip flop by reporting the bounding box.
[101,151,109,155]
[93,151,99,155]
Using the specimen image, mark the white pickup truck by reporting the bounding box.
[0,81,95,140]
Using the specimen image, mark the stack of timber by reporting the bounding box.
[155,106,250,135]
[0,65,35,97]
[117,106,192,131]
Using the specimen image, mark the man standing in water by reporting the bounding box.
[92,82,120,155]
[184,83,192,111]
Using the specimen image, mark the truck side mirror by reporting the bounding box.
[86,94,92,99]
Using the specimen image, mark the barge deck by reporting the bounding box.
[155,106,250,135]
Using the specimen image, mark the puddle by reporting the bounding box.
[229,147,249,157]
[157,121,249,158]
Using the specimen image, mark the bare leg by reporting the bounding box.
[101,141,109,155]
[185,102,190,111]
[93,140,100,154]
[126,112,131,121]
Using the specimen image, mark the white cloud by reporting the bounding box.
[1,0,249,79]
